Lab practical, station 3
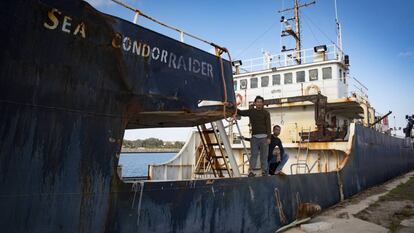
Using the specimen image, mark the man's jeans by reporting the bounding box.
[250,137,269,174]
[275,153,289,173]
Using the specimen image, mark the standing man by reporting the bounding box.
[238,96,271,177]
[268,125,289,175]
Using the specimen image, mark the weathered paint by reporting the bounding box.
[117,124,413,232]
[0,0,233,232]
[340,124,414,198]
[0,0,235,128]
[129,173,341,233]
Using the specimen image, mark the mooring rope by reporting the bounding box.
[217,47,238,122]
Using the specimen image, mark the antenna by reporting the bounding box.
[334,0,343,53]
[279,0,316,64]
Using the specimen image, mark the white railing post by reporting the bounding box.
[163,164,168,180]
[133,12,139,24]
[179,31,184,42]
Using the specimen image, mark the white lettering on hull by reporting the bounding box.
[43,8,216,79]
[43,8,86,38]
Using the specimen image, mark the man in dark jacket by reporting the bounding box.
[237,96,271,176]
[268,125,289,175]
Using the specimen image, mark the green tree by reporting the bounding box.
[142,138,164,148]
[174,141,185,148]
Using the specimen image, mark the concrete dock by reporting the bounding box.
[284,171,414,233]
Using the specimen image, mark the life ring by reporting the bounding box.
[305,84,321,95]
[236,93,243,106]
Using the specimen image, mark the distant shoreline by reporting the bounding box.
[121,148,180,153]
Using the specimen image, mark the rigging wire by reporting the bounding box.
[301,12,343,53]
[302,15,321,45]
[235,20,279,59]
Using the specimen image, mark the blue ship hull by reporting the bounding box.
[126,125,414,232]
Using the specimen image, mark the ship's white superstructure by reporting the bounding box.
[233,44,356,142]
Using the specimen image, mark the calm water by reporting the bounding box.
[119,152,176,177]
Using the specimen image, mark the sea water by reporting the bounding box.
[119,152,176,177]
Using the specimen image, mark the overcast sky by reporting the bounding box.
[85,0,414,141]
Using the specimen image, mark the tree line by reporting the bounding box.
[122,138,185,149]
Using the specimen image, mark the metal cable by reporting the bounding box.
[111,0,227,52]
[301,12,344,54]
[235,21,279,59]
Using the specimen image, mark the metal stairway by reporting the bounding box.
[195,120,242,178]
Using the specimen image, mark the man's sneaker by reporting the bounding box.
[261,172,269,177]
[275,171,286,176]
[248,172,256,177]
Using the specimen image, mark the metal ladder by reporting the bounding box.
[195,120,241,178]
[292,127,311,174]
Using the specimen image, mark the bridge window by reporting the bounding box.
[343,71,346,84]
[261,76,269,87]
[272,74,280,85]
[240,79,247,90]
[322,67,332,79]
[250,77,258,88]
[234,80,237,91]
[284,73,292,84]
[309,69,318,81]
[296,71,305,83]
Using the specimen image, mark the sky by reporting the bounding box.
[85,0,414,141]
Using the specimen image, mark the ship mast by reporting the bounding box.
[279,0,315,64]
[334,0,343,53]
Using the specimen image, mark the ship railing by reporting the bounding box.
[238,44,342,73]
[290,163,310,174]
[290,159,320,174]
[348,76,369,102]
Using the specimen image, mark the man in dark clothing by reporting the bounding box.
[237,96,271,177]
[268,125,289,175]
